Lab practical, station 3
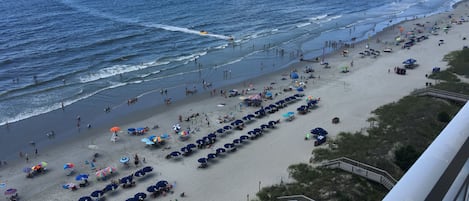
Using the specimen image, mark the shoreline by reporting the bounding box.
[1,2,469,201]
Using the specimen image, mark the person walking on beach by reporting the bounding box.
[134,154,139,166]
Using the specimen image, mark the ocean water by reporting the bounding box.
[0,0,460,127]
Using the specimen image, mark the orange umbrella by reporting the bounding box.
[110,126,121,133]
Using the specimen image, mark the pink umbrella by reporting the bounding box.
[95,170,106,178]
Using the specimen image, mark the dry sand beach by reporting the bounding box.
[1,3,469,201]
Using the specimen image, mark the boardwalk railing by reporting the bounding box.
[412,88,469,103]
[321,157,398,190]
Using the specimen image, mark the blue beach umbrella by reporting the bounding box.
[216,128,224,134]
[134,170,146,177]
[247,130,256,136]
[254,128,262,133]
[90,190,105,198]
[142,166,153,173]
[147,185,158,193]
[224,143,235,149]
[75,174,89,181]
[104,183,118,192]
[120,157,130,164]
[198,158,208,164]
[207,133,217,139]
[78,196,93,201]
[120,175,133,184]
[134,192,147,200]
[260,124,269,129]
[311,127,328,135]
[240,135,249,140]
[180,146,191,153]
[268,120,278,126]
[223,125,233,130]
[207,153,217,159]
[403,58,417,65]
[155,180,168,189]
[187,143,197,149]
[170,151,182,157]
[233,139,241,144]
[290,71,299,79]
[196,139,205,145]
[126,198,137,201]
[216,148,226,154]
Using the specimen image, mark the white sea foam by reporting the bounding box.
[78,60,169,83]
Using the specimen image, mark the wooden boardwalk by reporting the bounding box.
[321,157,398,190]
[412,88,469,103]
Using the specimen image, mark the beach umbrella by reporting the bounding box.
[290,71,299,79]
[110,126,121,133]
[224,143,235,149]
[62,183,76,189]
[90,190,105,198]
[142,166,153,173]
[147,185,158,193]
[134,192,147,200]
[104,183,119,192]
[242,115,252,121]
[120,157,130,164]
[78,196,93,201]
[105,183,119,191]
[95,170,106,178]
[134,170,146,177]
[260,124,269,129]
[196,139,205,145]
[155,180,168,189]
[126,198,137,201]
[180,146,191,153]
[120,175,133,184]
[39,161,48,167]
[4,188,17,196]
[170,151,182,157]
[103,166,117,174]
[254,128,262,134]
[240,135,249,140]
[289,95,297,100]
[311,127,328,135]
[64,163,75,170]
[172,124,181,131]
[216,128,224,134]
[207,153,217,159]
[247,130,256,136]
[198,158,207,164]
[223,125,233,130]
[268,120,278,126]
[137,127,146,133]
[403,58,417,65]
[160,133,170,139]
[231,119,244,126]
[207,133,217,139]
[127,128,136,134]
[233,139,241,144]
[216,148,226,154]
[296,87,304,92]
[187,143,196,149]
[75,174,89,181]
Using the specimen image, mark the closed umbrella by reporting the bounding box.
[4,188,17,196]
